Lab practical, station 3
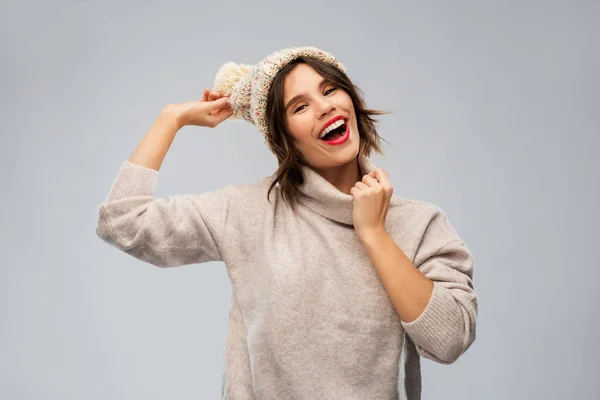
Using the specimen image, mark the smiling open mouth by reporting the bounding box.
[320,120,347,142]
[319,121,350,146]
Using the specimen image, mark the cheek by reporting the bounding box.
[287,116,314,140]
[286,119,300,140]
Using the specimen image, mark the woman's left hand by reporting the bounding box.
[350,168,393,240]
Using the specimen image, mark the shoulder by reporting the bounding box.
[386,195,460,243]
[225,175,274,200]
[218,175,280,215]
[388,195,446,221]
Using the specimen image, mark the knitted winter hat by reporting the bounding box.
[212,46,346,154]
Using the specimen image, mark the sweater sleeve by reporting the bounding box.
[95,160,230,267]
[400,206,478,364]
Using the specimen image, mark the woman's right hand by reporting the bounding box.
[164,89,233,129]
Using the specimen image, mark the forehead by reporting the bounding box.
[283,63,325,98]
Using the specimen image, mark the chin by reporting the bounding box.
[333,145,361,167]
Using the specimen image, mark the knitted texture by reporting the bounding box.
[212,46,346,154]
[96,156,478,399]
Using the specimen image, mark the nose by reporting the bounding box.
[316,97,335,119]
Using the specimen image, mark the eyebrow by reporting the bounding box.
[284,78,331,112]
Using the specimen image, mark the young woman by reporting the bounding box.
[96,46,477,400]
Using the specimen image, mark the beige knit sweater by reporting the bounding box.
[95,154,477,400]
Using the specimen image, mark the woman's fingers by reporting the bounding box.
[201,89,214,101]
[205,107,233,127]
[214,107,233,122]
[199,89,227,115]
[207,96,230,110]
[203,88,225,101]
[206,97,232,120]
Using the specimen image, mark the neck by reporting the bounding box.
[311,157,362,195]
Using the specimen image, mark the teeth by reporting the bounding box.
[319,119,345,139]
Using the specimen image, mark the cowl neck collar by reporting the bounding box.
[296,155,385,225]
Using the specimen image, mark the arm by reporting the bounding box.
[360,208,477,364]
[360,230,434,323]
[127,109,181,172]
[96,95,233,267]
[129,89,231,172]
[95,162,230,267]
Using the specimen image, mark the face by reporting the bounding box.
[283,63,360,170]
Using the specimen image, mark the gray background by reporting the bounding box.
[1,1,598,399]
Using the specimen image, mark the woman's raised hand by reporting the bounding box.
[164,88,233,129]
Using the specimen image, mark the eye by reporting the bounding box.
[292,87,336,113]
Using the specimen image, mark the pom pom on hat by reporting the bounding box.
[212,62,250,97]
[212,62,251,121]
[211,46,346,154]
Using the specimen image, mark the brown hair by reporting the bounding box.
[265,56,390,207]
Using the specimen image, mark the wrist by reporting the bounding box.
[357,227,389,246]
[160,105,186,130]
